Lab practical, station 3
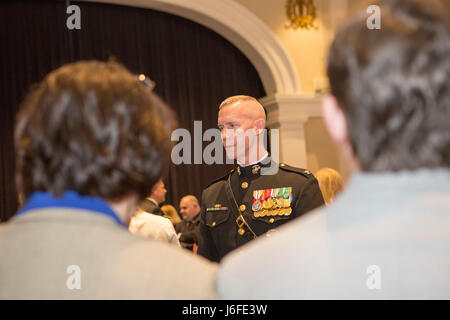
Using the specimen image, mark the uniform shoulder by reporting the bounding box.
[205,168,235,188]
[279,163,315,179]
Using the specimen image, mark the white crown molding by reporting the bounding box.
[79,0,301,95]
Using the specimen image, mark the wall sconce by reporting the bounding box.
[285,0,318,30]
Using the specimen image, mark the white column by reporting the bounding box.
[260,94,323,168]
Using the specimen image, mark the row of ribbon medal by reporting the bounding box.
[252,187,292,217]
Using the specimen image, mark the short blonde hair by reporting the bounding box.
[315,168,344,205]
[161,204,181,226]
[219,95,258,110]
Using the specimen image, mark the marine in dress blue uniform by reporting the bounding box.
[197,95,324,262]
[198,157,324,262]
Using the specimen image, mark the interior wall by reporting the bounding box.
[234,0,353,94]
[234,0,357,176]
[305,117,338,173]
[305,117,350,181]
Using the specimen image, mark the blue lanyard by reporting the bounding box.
[16,190,125,228]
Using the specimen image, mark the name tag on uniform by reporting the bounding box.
[252,187,293,217]
[206,204,228,212]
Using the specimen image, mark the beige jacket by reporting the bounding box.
[0,208,217,299]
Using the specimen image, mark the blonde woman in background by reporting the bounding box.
[161,204,182,226]
[315,168,344,205]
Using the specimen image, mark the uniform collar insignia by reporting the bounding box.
[252,164,261,175]
[237,157,272,177]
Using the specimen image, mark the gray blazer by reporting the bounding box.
[140,198,164,216]
[217,169,450,299]
[0,208,217,299]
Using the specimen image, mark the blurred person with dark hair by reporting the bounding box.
[139,179,166,216]
[0,60,217,299]
[315,168,344,205]
[176,195,201,253]
[161,204,182,226]
[218,0,450,299]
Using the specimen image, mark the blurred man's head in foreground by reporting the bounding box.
[323,0,450,173]
[15,60,175,214]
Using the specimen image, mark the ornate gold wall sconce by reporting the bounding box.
[285,0,318,30]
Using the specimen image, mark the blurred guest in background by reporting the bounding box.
[130,178,179,245]
[129,208,180,246]
[161,204,182,226]
[315,168,344,205]
[176,195,201,253]
[139,179,166,216]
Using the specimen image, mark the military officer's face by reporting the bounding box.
[218,101,263,160]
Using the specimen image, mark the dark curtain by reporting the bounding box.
[0,0,266,222]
